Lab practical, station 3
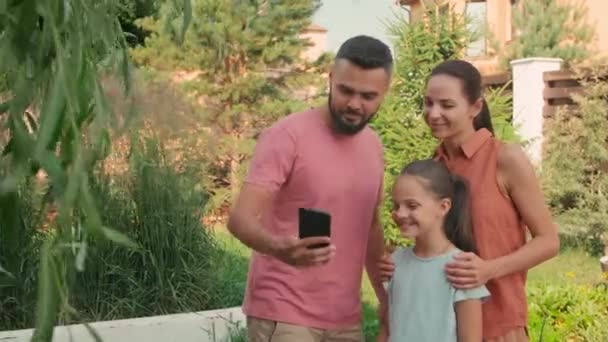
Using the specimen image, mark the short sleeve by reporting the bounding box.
[454,285,490,304]
[244,125,296,193]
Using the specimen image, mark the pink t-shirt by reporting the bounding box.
[242,108,384,329]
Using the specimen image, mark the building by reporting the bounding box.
[300,23,328,62]
[398,0,608,74]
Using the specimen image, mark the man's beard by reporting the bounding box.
[328,91,376,135]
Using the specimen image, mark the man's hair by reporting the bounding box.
[335,35,393,74]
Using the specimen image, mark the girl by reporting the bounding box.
[378,159,489,342]
[379,60,559,341]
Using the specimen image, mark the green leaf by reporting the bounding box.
[80,179,139,250]
[83,323,103,342]
[80,179,104,232]
[177,0,192,45]
[101,226,140,250]
[92,75,111,125]
[35,150,67,194]
[75,239,87,272]
[9,107,35,163]
[0,175,18,195]
[0,263,15,278]
[97,129,112,160]
[31,241,60,342]
[1,137,14,156]
[0,100,9,114]
[0,262,17,288]
[59,127,75,166]
[0,178,26,285]
[121,45,132,93]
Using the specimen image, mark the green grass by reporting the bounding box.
[206,229,250,309]
[527,248,604,285]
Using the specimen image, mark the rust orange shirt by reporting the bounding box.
[436,128,528,339]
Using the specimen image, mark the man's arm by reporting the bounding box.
[366,207,387,302]
[366,180,388,311]
[228,183,334,267]
[227,125,334,267]
[227,183,279,256]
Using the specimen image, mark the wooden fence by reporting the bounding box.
[542,69,608,117]
[543,71,580,117]
[482,68,607,117]
[482,72,511,94]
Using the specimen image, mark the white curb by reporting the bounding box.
[0,306,245,342]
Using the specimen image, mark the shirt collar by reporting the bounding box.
[436,128,493,160]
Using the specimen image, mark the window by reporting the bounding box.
[398,4,412,23]
[465,0,487,57]
[511,0,519,39]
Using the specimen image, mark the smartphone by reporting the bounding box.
[298,208,331,249]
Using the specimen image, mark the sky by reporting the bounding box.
[312,0,409,53]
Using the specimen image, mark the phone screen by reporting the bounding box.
[298,208,331,249]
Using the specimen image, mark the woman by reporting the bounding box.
[378,60,559,341]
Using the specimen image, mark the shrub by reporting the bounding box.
[542,66,608,256]
[68,137,218,323]
[0,138,229,329]
[528,282,608,341]
[0,181,46,330]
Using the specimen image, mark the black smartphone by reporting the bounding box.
[298,208,331,249]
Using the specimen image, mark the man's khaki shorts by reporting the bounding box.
[247,316,364,342]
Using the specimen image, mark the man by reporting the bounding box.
[227,35,392,342]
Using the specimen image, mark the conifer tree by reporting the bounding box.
[132,0,326,215]
[503,0,595,67]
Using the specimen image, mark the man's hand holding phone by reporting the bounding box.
[269,235,335,267]
[267,207,335,267]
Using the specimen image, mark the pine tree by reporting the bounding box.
[503,0,595,67]
[131,0,326,216]
[542,66,608,256]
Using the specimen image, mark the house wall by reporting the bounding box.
[401,0,608,74]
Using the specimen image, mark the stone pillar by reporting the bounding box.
[510,58,563,167]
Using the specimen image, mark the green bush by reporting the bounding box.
[68,137,219,323]
[0,138,240,330]
[374,6,519,245]
[542,67,608,256]
[528,282,608,341]
[0,181,46,330]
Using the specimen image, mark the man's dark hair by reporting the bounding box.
[335,35,393,74]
